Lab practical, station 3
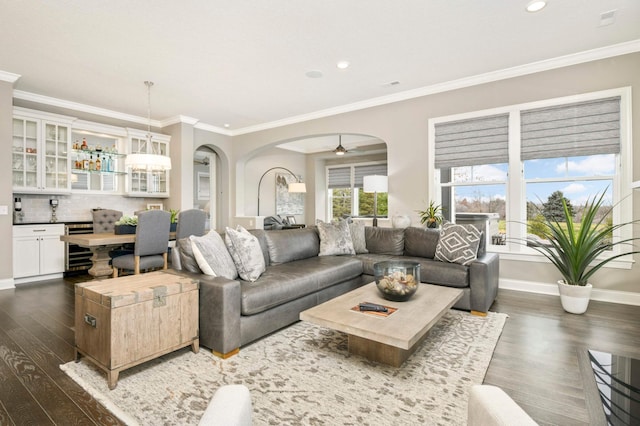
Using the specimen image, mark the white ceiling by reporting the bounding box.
[1,0,640,135]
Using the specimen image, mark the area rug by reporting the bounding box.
[61,310,507,425]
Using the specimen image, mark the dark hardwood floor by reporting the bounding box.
[1,275,638,425]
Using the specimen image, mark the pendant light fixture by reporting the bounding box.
[333,134,347,156]
[125,81,172,172]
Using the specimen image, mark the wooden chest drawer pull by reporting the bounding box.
[153,286,167,307]
[84,313,97,328]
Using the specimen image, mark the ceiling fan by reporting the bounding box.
[194,156,210,166]
[333,135,348,156]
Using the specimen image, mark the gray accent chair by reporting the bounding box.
[171,209,207,268]
[112,210,171,277]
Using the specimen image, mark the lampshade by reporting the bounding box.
[125,153,172,171]
[363,175,388,193]
[288,182,307,193]
[632,181,640,189]
[124,81,172,172]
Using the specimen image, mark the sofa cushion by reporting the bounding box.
[177,237,202,273]
[356,253,469,288]
[225,226,266,282]
[264,229,320,265]
[348,221,368,254]
[240,256,364,315]
[317,220,355,256]
[404,226,440,259]
[190,231,238,280]
[435,222,482,266]
[364,227,404,255]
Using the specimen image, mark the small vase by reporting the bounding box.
[392,215,411,229]
[557,280,592,314]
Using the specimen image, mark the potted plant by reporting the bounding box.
[114,215,138,234]
[526,190,639,314]
[418,201,444,229]
[169,209,180,232]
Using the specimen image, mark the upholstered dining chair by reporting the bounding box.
[92,209,122,233]
[170,209,207,268]
[112,209,171,277]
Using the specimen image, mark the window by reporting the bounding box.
[327,162,388,220]
[429,88,633,263]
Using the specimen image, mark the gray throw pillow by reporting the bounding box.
[435,222,481,266]
[177,237,202,273]
[317,220,355,256]
[348,221,368,254]
[190,231,238,279]
[225,225,266,282]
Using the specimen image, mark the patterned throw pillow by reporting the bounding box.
[225,225,266,282]
[317,220,356,256]
[348,221,368,254]
[435,222,481,265]
[190,231,238,279]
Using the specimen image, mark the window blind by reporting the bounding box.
[327,167,351,189]
[354,164,388,188]
[521,96,620,160]
[434,114,509,169]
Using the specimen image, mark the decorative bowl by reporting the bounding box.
[374,261,420,302]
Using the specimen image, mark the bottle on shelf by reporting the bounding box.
[96,155,101,171]
[89,155,95,171]
[73,139,80,150]
[82,154,89,170]
[81,138,88,150]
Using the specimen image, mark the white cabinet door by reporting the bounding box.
[13,224,65,280]
[13,236,40,279]
[40,234,65,275]
[12,108,74,195]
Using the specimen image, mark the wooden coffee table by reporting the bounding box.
[300,282,462,367]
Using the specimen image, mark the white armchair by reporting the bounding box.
[468,385,538,426]
[199,385,253,426]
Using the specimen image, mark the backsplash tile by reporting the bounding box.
[13,194,166,224]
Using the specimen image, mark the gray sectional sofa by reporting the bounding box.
[171,225,499,357]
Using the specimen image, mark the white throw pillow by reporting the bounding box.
[317,220,356,256]
[190,230,238,279]
[435,222,481,266]
[224,226,266,282]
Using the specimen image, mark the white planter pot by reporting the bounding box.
[557,280,592,314]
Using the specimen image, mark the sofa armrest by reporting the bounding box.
[468,252,500,314]
[167,269,241,355]
[198,384,253,426]
[468,385,538,426]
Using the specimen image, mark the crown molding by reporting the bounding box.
[161,115,200,127]
[8,40,640,137]
[230,39,640,136]
[12,90,162,128]
[194,121,232,136]
[0,70,21,83]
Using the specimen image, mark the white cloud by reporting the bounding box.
[555,155,615,175]
[562,183,586,194]
[473,164,507,181]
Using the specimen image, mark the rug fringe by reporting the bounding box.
[60,363,140,426]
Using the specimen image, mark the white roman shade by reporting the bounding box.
[354,164,388,188]
[434,114,509,169]
[521,96,621,160]
[327,167,351,189]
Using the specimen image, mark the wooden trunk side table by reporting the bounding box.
[74,271,199,389]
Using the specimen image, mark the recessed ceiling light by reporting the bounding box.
[224,123,230,128]
[305,70,323,78]
[336,61,350,69]
[526,0,547,12]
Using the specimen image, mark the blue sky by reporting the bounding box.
[452,154,615,207]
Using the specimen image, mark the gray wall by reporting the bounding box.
[0,81,13,284]
[229,53,640,292]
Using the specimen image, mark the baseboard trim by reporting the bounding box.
[499,278,640,306]
[0,278,16,291]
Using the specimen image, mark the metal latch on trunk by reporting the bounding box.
[153,286,167,307]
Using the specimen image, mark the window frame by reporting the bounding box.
[326,160,388,221]
[428,87,634,268]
